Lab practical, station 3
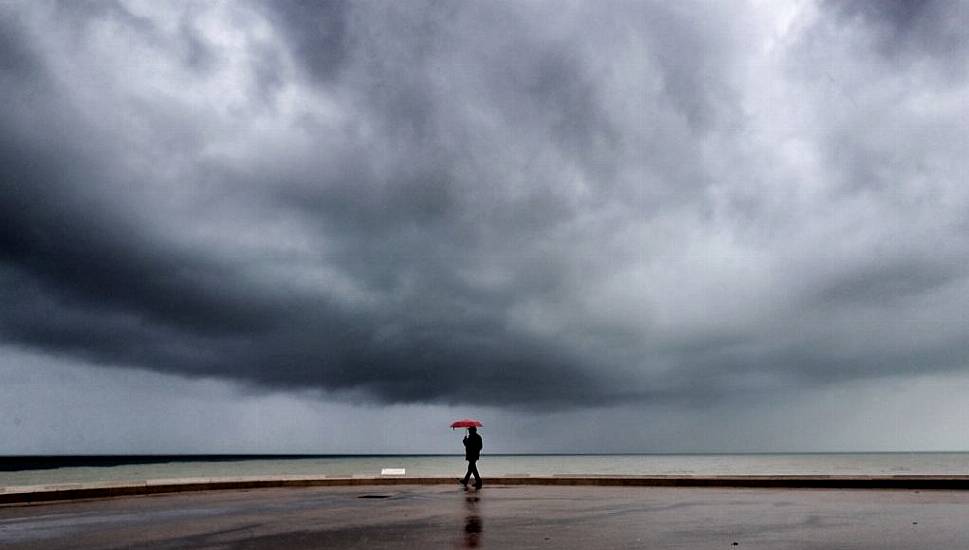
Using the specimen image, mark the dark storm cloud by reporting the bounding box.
[825,0,969,72]
[2,1,968,409]
[254,0,350,83]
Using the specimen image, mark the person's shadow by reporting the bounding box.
[461,494,483,547]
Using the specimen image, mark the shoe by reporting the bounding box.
[459,479,468,487]
[474,483,482,490]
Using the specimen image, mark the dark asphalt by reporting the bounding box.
[2,485,969,549]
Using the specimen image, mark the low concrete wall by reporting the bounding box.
[5,475,969,505]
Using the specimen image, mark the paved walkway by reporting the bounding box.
[2,484,968,549]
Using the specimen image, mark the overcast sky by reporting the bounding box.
[2,0,969,454]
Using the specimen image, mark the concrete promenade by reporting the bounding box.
[5,482,969,549]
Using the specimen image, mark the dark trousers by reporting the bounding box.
[463,460,481,486]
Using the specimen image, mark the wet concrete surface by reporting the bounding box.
[2,484,969,549]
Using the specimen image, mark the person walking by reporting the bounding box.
[460,426,483,489]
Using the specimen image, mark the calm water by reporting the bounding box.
[4,453,969,487]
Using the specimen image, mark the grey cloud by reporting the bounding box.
[257,0,350,83]
[0,15,38,78]
[825,0,969,72]
[812,256,958,306]
[1,1,969,411]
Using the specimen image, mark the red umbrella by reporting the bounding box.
[450,418,483,429]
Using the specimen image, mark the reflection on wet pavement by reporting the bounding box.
[462,494,482,547]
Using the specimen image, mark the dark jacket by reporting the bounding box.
[463,432,482,461]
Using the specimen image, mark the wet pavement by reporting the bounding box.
[2,484,969,548]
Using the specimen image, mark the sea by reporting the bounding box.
[4,453,969,487]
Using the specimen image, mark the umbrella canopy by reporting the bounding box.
[450,418,483,429]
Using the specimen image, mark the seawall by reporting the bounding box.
[5,474,969,505]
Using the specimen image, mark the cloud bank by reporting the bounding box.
[2,0,968,409]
